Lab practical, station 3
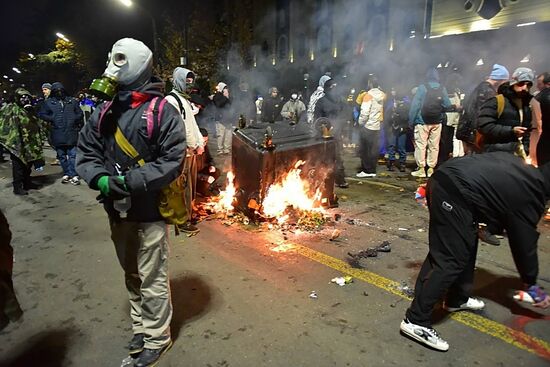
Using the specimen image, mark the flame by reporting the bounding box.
[261,160,324,223]
[213,171,236,213]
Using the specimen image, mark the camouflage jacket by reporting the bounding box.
[0,103,44,164]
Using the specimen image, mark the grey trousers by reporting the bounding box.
[109,219,172,349]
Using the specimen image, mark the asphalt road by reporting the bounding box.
[0,148,549,367]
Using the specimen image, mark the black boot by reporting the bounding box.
[127,333,145,355]
[398,163,406,172]
[13,186,28,196]
[478,227,501,246]
[134,340,173,367]
[24,181,40,190]
[387,160,395,171]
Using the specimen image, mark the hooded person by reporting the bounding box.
[0,88,45,195]
[164,66,204,234]
[39,81,84,185]
[356,78,386,178]
[212,81,232,155]
[260,86,284,123]
[281,91,306,124]
[76,38,186,367]
[307,75,332,124]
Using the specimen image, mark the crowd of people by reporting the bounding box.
[1,34,550,364]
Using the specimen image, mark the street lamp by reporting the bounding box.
[116,0,158,58]
[12,67,21,74]
[56,32,70,42]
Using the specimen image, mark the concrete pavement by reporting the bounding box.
[0,148,549,367]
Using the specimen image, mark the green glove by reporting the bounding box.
[98,176,110,196]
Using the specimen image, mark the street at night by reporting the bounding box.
[1,0,550,366]
[1,148,550,366]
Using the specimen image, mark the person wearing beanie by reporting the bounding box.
[401,152,550,352]
[212,81,232,155]
[456,63,510,153]
[41,83,52,99]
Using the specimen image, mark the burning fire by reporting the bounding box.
[261,160,323,223]
[213,171,236,212]
[210,160,325,225]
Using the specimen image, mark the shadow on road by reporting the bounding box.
[170,275,214,341]
[0,328,76,367]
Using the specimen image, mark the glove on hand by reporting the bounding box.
[97,175,129,200]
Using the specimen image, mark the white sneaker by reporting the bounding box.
[70,176,81,186]
[411,168,426,178]
[356,171,369,178]
[426,168,434,177]
[61,175,70,184]
[400,318,449,351]
[445,297,485,312]
[364,173,377,178]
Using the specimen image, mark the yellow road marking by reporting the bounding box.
[291,243,550,360]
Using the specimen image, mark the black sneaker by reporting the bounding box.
[478,228,501,246]
[13,187,28,196]
[24,182,41,190]
[178,222,200,234]
[127,333,145,355]
[134,340,173,367]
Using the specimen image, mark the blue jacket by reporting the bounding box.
[39,83,84,147]
[409,82,452,126]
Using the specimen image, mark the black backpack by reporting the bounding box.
[455,92,476,143]
[421,84,444,123]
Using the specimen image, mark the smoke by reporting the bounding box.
[214,0,548,103]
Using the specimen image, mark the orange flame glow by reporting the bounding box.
[261,160,323,223]
[214,171,236,213]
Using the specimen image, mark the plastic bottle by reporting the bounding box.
[113,197,131,218]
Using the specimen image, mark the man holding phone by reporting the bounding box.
[477,67,535,155]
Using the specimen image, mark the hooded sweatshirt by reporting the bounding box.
[358,88,386,130]
[166,67,204,150]
[307,76,332,123]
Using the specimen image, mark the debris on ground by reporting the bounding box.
[514,290,534,303]
[347,241,392,261]
[363,291,369,296]
[331,276,353,286]
[398,227,408,231]
[120,356,136,367]
[396,282,415,298]
[329,229,341,241]
[309,291,318,299]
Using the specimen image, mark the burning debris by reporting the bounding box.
[204,161,331,231]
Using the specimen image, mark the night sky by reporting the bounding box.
[0,0,200,76]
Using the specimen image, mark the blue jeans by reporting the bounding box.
[387,128,407,165]
[56,146,77,177]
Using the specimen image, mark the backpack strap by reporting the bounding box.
[495,94,505,118]
[168,92,186,120]
[96,100,114,134]
[114,127,146,167]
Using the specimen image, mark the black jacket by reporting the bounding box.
[212,92,232,124]
[39,83,84,147]
[435,152,550,285]
[314,91,345,133]
[260,96,284,123]
[477,86,532,153]
[76,79,186,222]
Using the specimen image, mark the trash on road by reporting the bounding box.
[120,356,136,367]
[398,227,408,231]
[376,241,391,252]
[347,241,391,261]
[514,290,535,304]
[331,276,353,286]
[309,291,318,299]
[329,229,341,241]
[397,282,415,298]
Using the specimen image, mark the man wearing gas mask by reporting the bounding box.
[76,38,186,366]
[0,88,44,195]
[39,82,84,185]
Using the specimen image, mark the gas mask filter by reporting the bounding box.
[89,38,153,100]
